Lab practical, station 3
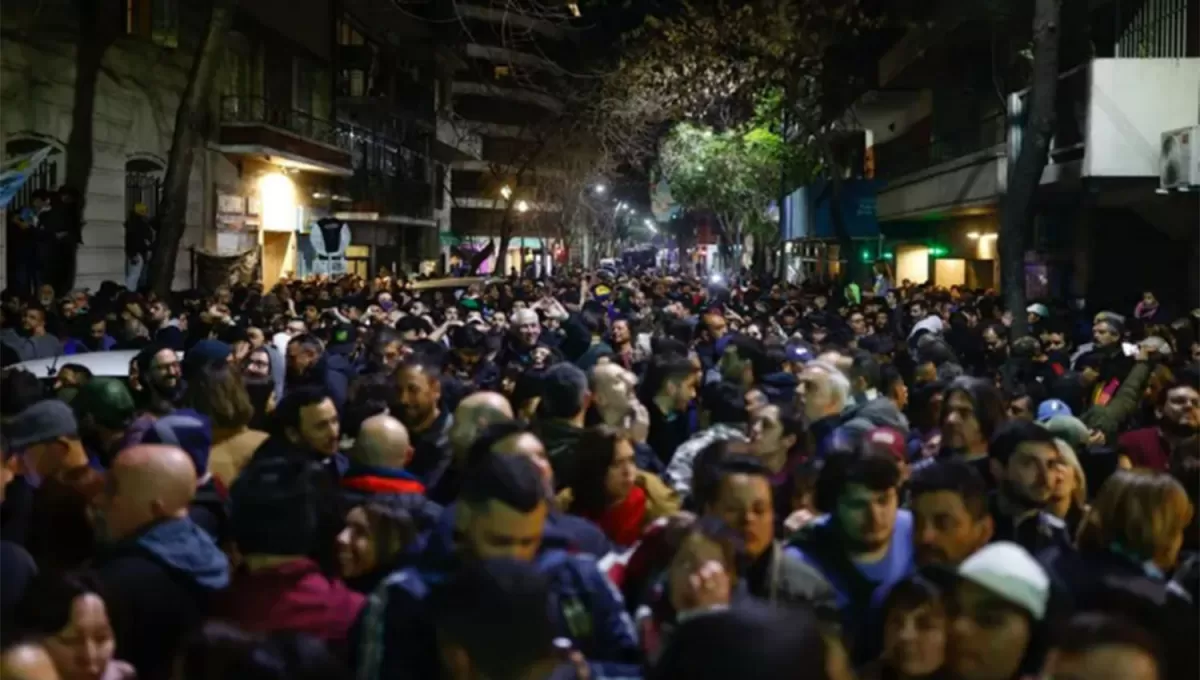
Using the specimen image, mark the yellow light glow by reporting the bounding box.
[967,231,981,240]
[258,173,296,232]
[500,185,513,199]
[516,200,530,213]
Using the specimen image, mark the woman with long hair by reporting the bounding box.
[15,571,134,680]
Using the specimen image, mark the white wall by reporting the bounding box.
[876,151,1007,221]
[1085,58,1200,177]
[1,29,205,291]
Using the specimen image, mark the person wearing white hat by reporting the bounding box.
[947,541,1052,680]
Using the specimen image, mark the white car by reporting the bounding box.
[9,349,146,385]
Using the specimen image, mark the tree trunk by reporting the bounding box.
[63,1,117,199]
[1000,0,1061,337]
[148,0,238,297]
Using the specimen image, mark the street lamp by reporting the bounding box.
[500,185,513,200]
[516,200,530,213]
[594,184,607,194]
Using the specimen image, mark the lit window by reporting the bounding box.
[568,2,581,18]
[494,65,511,80]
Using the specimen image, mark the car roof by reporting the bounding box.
[10,349,145,380]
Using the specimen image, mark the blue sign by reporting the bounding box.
[783,179,881,240]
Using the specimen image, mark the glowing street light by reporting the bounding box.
[500,185,513,200]
[594,184,607,194]
[515,200,530,213]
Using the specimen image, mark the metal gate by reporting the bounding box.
[125,159,164,216]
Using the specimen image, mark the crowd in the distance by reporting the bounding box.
[0,267,1197,680]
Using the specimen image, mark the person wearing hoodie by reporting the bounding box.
[666,381,750,498]
[91,445,230,680]
[840,350,910,441]
[350,454,639,680]
[531,362,590,490]
[219,443,365,647]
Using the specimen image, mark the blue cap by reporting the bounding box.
[141,409,213,477]
[786,343,813,364]
[1036,399,1072,422]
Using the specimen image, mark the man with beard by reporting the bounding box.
[1118,381,1200,471]
[63,313,117,354]
[393,354,453,488]
[286,333,349,412]
[129,345,183,427]
[146,299,185,351]
[908,461,994,567]
[986,420,1071,555]
[0,304,61,361]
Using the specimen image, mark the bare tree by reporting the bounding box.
[147,0,237,296]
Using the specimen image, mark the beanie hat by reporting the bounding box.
[958,542,1050,620]
[73,378,137,431]
[141,409,213,477]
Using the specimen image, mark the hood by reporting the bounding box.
[536,419,585,457]
[844,396,910,433]
[908,315,944,339]
[759,372,799,405]
[135,517,230,591]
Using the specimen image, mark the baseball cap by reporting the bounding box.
[8,400,79,450]
[957,542,1050,620]
[1026,303,1049,318]
[141,409,213,478]
[1036,398,1072,422]
[785,343,813,364]
[863,427,906,462]
[73,378,136,431]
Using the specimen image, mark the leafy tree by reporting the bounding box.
[657,110,816,272]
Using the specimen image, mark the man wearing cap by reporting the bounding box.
[74,378,137,469]
[947,542,1052,680]
[3,400,92,546]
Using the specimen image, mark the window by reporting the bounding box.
[3,139,63,215]
[339,69,367,98]
[125,158,165,218]
[338,20,365,46]
[493,65,511,80]
[295,58,315,114]
[126,0,178,48]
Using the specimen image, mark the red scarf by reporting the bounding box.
[585,485,648,548]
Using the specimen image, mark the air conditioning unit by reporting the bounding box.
[1160,125,1200,191]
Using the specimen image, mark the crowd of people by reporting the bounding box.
[0,267,1197,680]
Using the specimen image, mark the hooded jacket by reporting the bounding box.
[94,517,230,680]
[351,546,639,680]
[665,423,748,498]
[839,397,910,440]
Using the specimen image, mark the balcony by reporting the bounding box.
[217,96,353,175]
[334,123,435,221]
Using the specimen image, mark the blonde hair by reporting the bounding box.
[1077,470,1193,567]
[1053,439,1088,510]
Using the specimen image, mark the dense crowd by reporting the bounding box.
[0,268,1197,680]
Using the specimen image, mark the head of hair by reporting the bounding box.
[814,451,902,513]
[943,376,1007,441]
[287,333,323,354]
[273,386,333,436]
[535,362,588,420]
[650,603,826,680]
[880,572,946,620]
[58,362,93,383]
[641,354,694,401]
[568,425,629,515]
[397,352,443,380]
[706,381,748,425]
[1076,470,1194,566]
[431,559,557,680]
[0,370,44,418]
[16,570,106,638]
[1051,612,1163,675]
[690,439,746,510]
[706,456,773,510]
[452,324,489,352]
[908,461,989,519]
[184,362,254,430]
[988,419,1058,465]
[849,349,882,392]
[726,335,768,382]
[396,315,433,336]
[466,421,534,469]
[460,453,545,514]
[917,340,957,367]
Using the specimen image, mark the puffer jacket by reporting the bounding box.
[665,424,748,498]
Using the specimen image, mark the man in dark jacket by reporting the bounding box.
[350,454,638,680]
[92,444,230,680]
[393,354,453,488]
[532,363,590,490]
[286,333,349,412]
[985,420,1071,555]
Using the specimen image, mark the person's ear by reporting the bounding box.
[782,434,798,453]
[977,514,995,548]
[285,425,302,445]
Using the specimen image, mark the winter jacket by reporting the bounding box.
[93,518,230,680]
[535,418,587,490]
[751,541,838,614]
[988,492,1072,556]
[0,329,62,362]
[218,557,365,643]
[428,502,612,560]
[0,540,36,628]
[406,408,453,489]
[350,549,640,680]
[1082,360,1152,441]
[340,462,426,505]
[665,423,748,498]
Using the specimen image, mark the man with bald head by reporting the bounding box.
[93,445,230,680]
[591,363,661,474]
[429,391,515,504]
[342,413,424,502]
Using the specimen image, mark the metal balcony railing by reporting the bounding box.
[221,96,350,152]
[874,110,1008,180]
[1115,0,1192,58]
